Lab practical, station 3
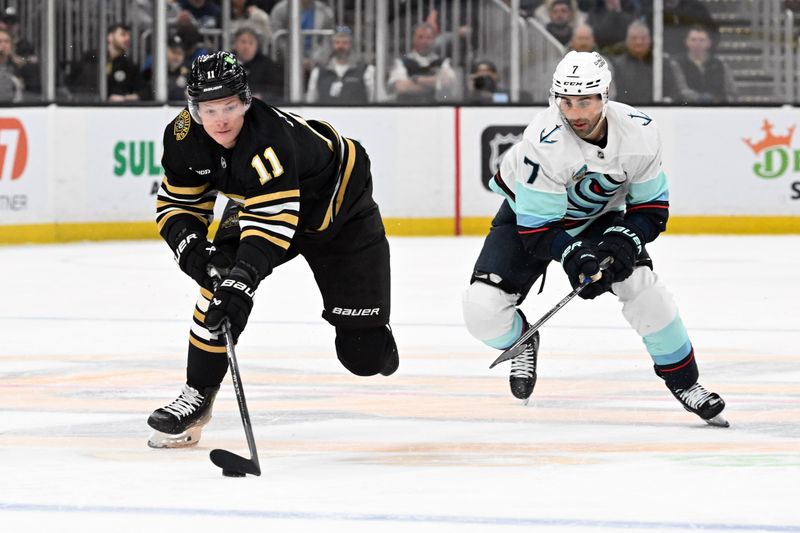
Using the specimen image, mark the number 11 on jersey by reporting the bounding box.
[251,147,284,185]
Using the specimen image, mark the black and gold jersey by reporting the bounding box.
[157,98,358,277]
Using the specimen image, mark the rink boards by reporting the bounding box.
[1,105,799,243]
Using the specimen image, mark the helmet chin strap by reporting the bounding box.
[585,111,607,140]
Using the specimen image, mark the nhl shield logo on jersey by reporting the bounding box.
[174,109,191,141]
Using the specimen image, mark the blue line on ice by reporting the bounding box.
[1,502,798,531]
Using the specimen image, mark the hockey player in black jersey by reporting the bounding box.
[147,51,398,448]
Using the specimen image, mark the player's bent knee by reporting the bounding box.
[335,325,398,377]
[612,266,657,302]
[615,266,678,337]
[462,281,520,342]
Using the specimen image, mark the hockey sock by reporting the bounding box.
[654,350,699,390]
[186,342,229,390]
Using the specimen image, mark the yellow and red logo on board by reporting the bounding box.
[0,117,28,181]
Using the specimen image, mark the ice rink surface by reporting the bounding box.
[1,235,799,533]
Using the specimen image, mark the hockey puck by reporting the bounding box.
[222,469,246,478]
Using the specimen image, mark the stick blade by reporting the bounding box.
[489,344,525,369]
[210,448,261,477]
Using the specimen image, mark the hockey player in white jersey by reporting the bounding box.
[462,51,727,426]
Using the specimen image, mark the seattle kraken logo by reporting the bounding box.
[566,172,624,218]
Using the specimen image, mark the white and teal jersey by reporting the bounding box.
[489,101,668,236]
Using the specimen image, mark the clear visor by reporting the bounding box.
[554,95,602,110]
[189,97,249,124]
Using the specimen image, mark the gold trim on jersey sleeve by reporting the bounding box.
[162,176,210,196]
[316,138,357,232]
[156,210,209,232]
[156,200,216,211]
[335,139,358,216]
[241,229,291,249]
[239,212,299,225]
[244,189,300,207]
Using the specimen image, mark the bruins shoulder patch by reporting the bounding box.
[173,109,191,141]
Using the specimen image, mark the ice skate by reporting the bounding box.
[667,381,729,427]
[147,384,220,448]
[509,330,539,402]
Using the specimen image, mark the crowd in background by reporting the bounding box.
[0,0,751,105]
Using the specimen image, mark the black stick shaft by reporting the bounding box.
[489,256,613,368]
[223,325,261,473]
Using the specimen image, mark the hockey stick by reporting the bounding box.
[207,268,261,477]
[209,322,261,477]
[489,256,613,369]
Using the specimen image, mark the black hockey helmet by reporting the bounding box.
[187,51,251,122]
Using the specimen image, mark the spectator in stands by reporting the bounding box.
[640,0,719,56]
[668,25,736,104]
[251,0,279,12]
[0,7,40,99]
[106,23,149,101]
[610,21,654,104]
[535,0,586,28]
[270,0,334,77]
[546,0,575,46]
[166,35,191,101]
[142,34,192,101]
[178,0,222,29]
[388,22,458,103]
[419,2,478,68]
[0,28,23,102]
[568,23,597,53]
[232,26,285,102]
[176,21,211,67]
[67,23,150,102]
[230,0,272,54]
[586,0,635,54]
[306,26,374,104]
[0,7,34,59]
[518,1,546,18]
[465,59,532,104]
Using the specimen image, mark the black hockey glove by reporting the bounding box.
[205,262,259,343]
[596,225,643,283]
[561,240,611,300]
[170,228,233,291]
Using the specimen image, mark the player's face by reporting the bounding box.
[198,96,247,148]
[557,94,604,139]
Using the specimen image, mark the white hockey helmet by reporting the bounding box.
[550,51,612,102]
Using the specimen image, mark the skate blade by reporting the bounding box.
[147,427,204,448]
[705,414,730,428]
